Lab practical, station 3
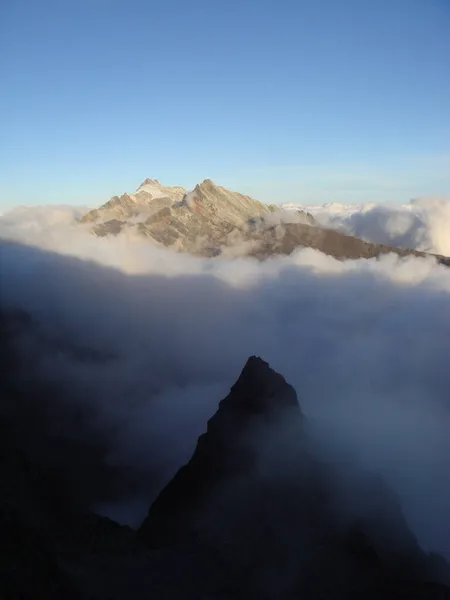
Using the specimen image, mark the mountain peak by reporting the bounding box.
[79,177,450,267]
[138,177,161,189]
[196,178,218,191]
[139,356,301,548]
[221,355,300,416]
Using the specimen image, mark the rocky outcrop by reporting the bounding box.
[139,356,303,548]
[2,310,450,600]
[139,356,450,599]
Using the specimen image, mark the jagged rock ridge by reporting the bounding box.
[81,178,317,255]
[139,356,303,548]
[139,356,450,598]
[81,178,450,265]
[81,178,187,236]
[2,312,450,600]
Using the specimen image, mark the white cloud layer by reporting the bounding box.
[283,196,450,256]
[2,205,450,559]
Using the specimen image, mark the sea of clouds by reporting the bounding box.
[283,196,450,256]
[1,202,450,559]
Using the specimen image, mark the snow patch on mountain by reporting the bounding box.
[134,183,172,200]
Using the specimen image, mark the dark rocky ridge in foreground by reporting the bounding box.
[2,307,450,599]
[139,356,303,549]
[139,357,450,598]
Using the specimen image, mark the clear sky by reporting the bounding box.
[1,0,449,209]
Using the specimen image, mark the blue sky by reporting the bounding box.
[1,0,449,209]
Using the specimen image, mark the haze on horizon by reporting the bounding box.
[1,0,449,211]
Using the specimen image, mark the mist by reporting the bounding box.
[1,205,450,558]
[286,196,450,255]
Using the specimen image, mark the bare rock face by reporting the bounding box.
[139,356,450,599]
[81,179,318,253]
[80,178,450,265]
[81,179,187,229]
[2,311,450,600]
[139,357,302,548]
[245,221,450,265]
[84,179,278,252]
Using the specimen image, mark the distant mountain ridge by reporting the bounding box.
[81,178,450,265]
[81,178,315,252]
[82,178,187,228]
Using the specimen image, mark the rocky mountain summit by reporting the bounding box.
[82,178,187,224]
[81,178,450,265]
[3,303,450,600]
[139,356,303,550]
[81,178,316,255]
[138,356,450,599]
